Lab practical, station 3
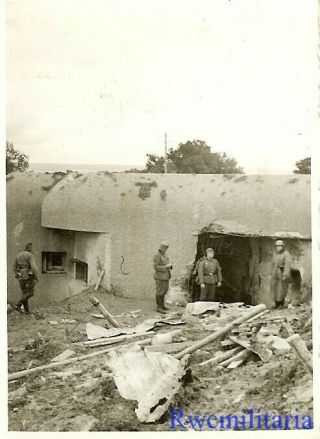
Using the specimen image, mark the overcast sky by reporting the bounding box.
[6,0,318,173]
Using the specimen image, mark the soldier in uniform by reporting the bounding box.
[153,242,172,313]
[13,243,39,314]
[270,240,292,309]
[198,248,222,301]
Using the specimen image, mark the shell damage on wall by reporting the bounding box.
[7,172,311,305]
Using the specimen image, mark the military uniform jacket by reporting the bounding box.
[198,258,222,285]
[153,250,171,280]
[13,251,39,281]
[271,250,291,280]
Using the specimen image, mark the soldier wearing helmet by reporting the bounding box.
[13,242,39,314]
[270,240,292,308]
[153,242,172,313]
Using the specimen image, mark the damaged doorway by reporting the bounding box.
[194,232,253,304]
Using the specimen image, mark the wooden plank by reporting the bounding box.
[174,304,266,360]
[8,337,152,382]
[84,332,155,348]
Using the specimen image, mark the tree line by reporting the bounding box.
[6,140,311,175]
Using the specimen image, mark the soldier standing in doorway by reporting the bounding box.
[13,243,39,314]
[270,240,292,309]
[198,248,222,301]
[153,242,172,313]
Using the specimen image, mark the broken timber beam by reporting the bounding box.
[287,334,313,374]
[8,337,151,382]
[175,304,266,360]
[89,295,120,328]
[83,332,155,348]
[199,346,243,367]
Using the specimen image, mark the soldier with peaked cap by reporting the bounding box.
[153,242,172,313]
[198,248,222,301]
[13,242,39,314]
[270,240,292,308]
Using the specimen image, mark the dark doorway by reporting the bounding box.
[192,232,253,304]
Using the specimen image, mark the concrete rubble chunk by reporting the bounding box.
[287,381,313,404]
[8,385,27,401]
[107,346,189,423]
[259,335,291,352]
[53,369,83,379]
[68,414,99,431]
[184,301,220,316]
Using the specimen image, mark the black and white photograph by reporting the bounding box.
[4,0,318,433]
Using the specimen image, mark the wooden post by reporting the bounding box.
[174,304,266,360]
[89,295,120,328]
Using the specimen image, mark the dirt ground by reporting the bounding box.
[7,289,313,432]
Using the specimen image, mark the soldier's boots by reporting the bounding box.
[156,295,167,313]
[14,303,24,313]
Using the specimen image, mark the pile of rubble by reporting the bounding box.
[8,294,312,426]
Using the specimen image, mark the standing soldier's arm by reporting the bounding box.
[283,252,292,280]
[198,260,205,285]
[29,254,39,280]
[217,261,222,283]
[271,255,276,277]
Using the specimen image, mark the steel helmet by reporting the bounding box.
[275,240,284,247]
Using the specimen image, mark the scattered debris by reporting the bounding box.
[83,332,155,348]
[175,304,266,360]
[145,341,193,354]
[86,322,126,340]
[151,329,183,345]
[8,385,27,401]
[53,369,83,379]
[91,313,105,319]
[184,301,220,316]
[51,349,76,363]
[129,309,142,318]
[60,319,77,324]
[66,414,99,431]
[287,333,313,374]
